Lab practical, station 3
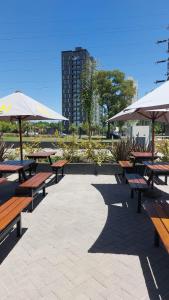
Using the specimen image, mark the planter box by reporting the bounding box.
[37,162,120,175]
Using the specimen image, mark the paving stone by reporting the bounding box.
[0,174,169,299]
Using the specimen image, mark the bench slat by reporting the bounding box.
[160,201,169,216]
[119,161,133,168]
[144,201,169,253]
[0,178,7,184]
[0,197,32,231]
[126,173,148,190]
[154,203,169,235]
[19,172,52,188]
[0,196,26,213]
[52,160,68,168]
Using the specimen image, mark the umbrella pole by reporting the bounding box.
[18,117,23,161]
[152,117,155,163]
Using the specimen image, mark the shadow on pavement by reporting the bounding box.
[89,183,169,300]
[0,228,27,264]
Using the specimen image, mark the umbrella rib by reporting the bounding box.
[136,110,152,120]
[155,111,167,120]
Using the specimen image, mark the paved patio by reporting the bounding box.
[0,174,169,299]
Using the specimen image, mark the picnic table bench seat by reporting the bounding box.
[16,172,52,211]
[143,200,169,253]
[0,178,7,184]
[0,196,32,242]
[51,160,69,183]
[119,160,133,177]
[125,173,148,213]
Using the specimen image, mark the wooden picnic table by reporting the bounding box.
[27,151,56,165]
[143,161,169,187]
[130,152,159,166]
[0,160,35,182]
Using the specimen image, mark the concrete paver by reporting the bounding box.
[0,174,169,299]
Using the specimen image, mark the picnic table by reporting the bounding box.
[130,151,159,166]
[27,151,56,165]
[0,160,35,182]
[143,161,169,187]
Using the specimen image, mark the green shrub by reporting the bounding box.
[81,140,112,165]
[0,140,14,161]
[111,138,152,162]
[53,134,79,161]
[23,137,42,156]
[156,140,169,161]
[53,134,112,165]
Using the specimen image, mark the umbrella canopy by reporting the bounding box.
[108,81,169,161]
[0,91,68,160]
[0,91,68,121]
[108,108,169,123]
[108,108,169,161]
[125,80,169,111]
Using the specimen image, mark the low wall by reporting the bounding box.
[37,162,120,175]
[5,141,56,149]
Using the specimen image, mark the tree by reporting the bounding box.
[81,60,97,140]
[69,123,78,135]
[95,70,136,138]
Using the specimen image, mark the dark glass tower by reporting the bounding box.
[62,47,94,126]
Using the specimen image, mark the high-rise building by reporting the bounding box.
[62,47,100,127]
[127,76,138,103]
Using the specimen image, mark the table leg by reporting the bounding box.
[154,229,160,247]
[133,159,136,167]
[165,175,168,185]
[17,215,22,237]
[151,174,154,189]
[18,171,22,182]
[147,171,153,188]
[18,169,27,182]
[55,168,58,183]
[48,156,52,165]
[137,191,141,213]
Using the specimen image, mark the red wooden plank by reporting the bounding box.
[19,172,52,188]
[0,165,23,172]
[0,178,7,184]
[0,197,32,231]
[52,160,68,168]
[27,151,55,158]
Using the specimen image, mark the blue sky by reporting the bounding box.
[0,0,169,114]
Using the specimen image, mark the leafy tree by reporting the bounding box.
[81,122,89,135]
[81,60,97,140]
[0,121,17,133]
[95,70,136,138]
[69,123,78,135]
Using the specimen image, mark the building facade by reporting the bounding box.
[62,47,100,127]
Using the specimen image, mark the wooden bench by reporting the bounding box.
[125,173,148,213]
[51,160,68,183]
[119,160,133,177]
[0,178,7,184]
[16,172,52,211]
[143,200,169,252]
[0,196,32,242]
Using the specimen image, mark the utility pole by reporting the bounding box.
[155,38,169,83]
[155,35,169,135]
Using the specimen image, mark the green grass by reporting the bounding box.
[2,135,115,143]
[3,136,56,142]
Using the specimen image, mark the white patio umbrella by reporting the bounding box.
[109,80,169,160]
[125,80,169,111]
[108,107,169,160]
[0,91,68,160]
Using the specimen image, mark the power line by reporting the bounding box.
[0,25,164,41]
[0,11,168,24]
